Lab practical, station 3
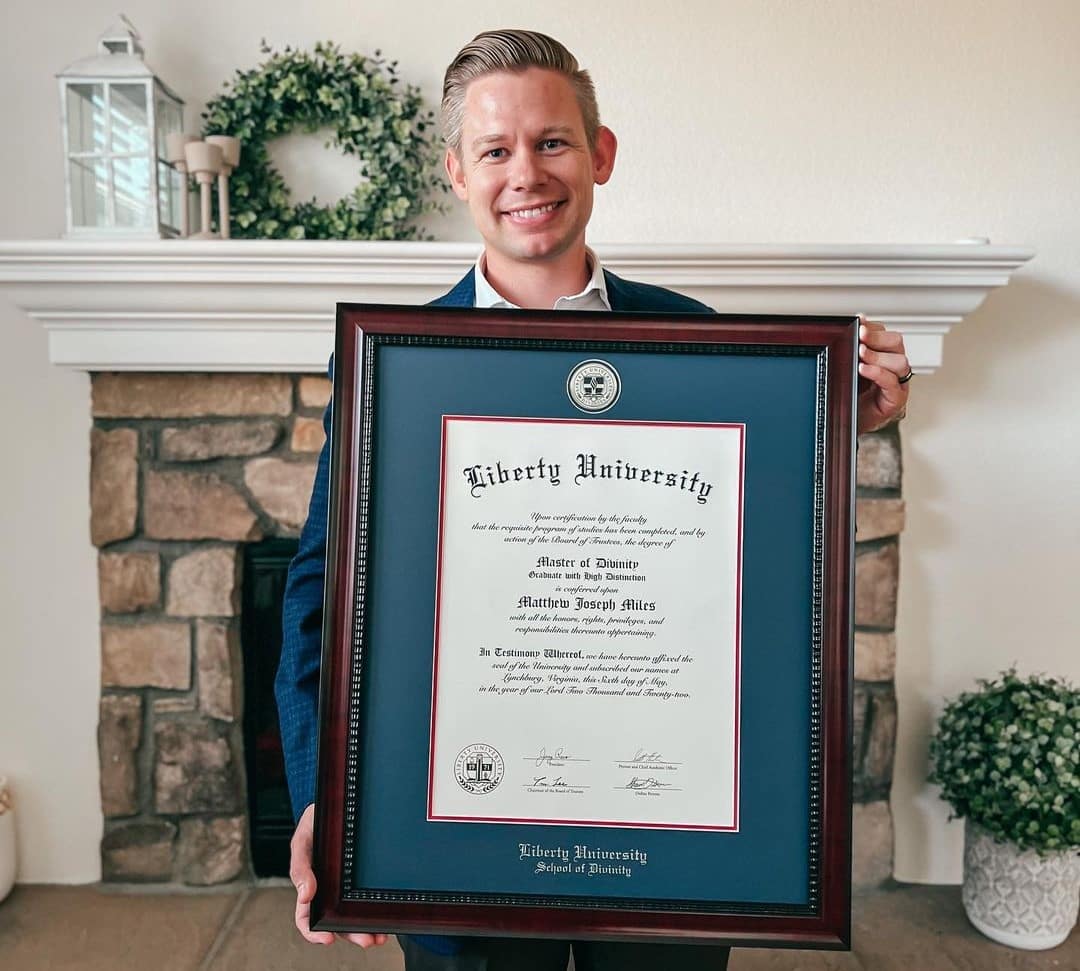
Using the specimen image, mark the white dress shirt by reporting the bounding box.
[472,247,611,311]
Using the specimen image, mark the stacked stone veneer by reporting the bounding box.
[851,427,904,888]
[91,373,329,884]
[89,372,904,888]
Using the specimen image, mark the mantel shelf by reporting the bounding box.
[0,240,1033,373]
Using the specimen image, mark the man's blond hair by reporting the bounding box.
[442,29,600,155]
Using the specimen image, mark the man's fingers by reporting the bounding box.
[858,361,903,397]
[859,345,910,376]
[339,932,390,948]
[289,804,316,897]
[856,318,911,432]
[859,321,905,352]
[289,846,315,903]
[858,313,911,380]
[295,894,335,945]
[292,875,314,904]
[289,804,331,944]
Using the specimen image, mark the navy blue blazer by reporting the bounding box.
[275,267,712,955]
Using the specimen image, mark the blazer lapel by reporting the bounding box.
[429,268,476,307]
[603,269,633,312]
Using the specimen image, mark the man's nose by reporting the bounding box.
[509,150,546,190]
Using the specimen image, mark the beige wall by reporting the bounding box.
[0,332,100,882]
[1,1,1077,882]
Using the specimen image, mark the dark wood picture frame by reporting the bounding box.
[312,304,857,949]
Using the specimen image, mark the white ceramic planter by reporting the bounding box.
[963,821,1080,950]
[0,776,14,903]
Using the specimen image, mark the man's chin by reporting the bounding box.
[497,234,579,265]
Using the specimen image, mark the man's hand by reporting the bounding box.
[290,803,389,949]
[857,317,912,433]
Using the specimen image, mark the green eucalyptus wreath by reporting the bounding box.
[200,41,445,239]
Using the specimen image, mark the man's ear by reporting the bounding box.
[592,126,617,186]
[445,148,470,201]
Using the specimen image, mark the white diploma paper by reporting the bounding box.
[428,417,744,830]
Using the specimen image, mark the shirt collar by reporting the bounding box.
[473,247,610,310]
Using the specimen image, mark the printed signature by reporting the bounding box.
[624,776,671,790]
[531,776,569,788]
[532,746,573,767]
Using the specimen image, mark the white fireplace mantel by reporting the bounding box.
[0,240,1033,374]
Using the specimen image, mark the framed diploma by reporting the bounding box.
[312,304,857,948]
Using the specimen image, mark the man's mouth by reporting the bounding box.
[503,201,565,221]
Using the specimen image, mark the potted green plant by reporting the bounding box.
[929,669,1080,949]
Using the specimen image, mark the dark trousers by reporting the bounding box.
[399,936,730,971]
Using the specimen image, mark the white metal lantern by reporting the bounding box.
[57,15,185,238]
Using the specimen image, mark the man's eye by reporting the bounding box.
[539,139,565,151]
[485,147,507,159]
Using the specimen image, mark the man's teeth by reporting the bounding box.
[510,202,559,219]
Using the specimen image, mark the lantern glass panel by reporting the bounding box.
[66,83,106,154]
[158,159,182,231]
[113,155,152,228]
[155,92,182,156]
[69,156,109,226]
[109,83,150,155]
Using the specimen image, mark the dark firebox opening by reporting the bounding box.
[241,537,299,877]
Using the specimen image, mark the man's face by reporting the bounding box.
[445,67,616,270]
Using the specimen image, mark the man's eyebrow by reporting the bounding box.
[471,133,507,151]
[537,125,575,138]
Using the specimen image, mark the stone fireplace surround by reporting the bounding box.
[0,239,1033,889]
[91,371,327,884]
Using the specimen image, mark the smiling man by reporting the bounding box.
[277,28,912,971]
[443,59,616,308]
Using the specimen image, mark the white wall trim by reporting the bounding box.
[0,240,1033,373]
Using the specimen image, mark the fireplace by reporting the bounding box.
[94,372,326,884]
[89,368,907,887]
[1,238,1033,889]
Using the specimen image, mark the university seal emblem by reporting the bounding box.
[455,743,504,795]
[567,359,621,413]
